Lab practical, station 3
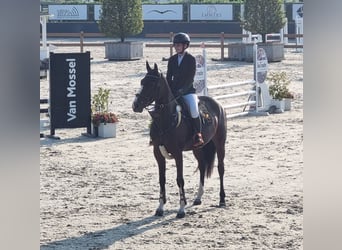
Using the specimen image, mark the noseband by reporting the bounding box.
[135,74,161,109]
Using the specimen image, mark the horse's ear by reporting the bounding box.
[153,63,158,71]
[146,61,152,72]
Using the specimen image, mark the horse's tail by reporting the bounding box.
[202,140,216,178]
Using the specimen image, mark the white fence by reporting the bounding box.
[202,42,270,119]
[208,80,257,119]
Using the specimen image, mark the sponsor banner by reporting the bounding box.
[48,5,87,20]
[256,48,268,84]
[94,5,102,21]
[194,48,207,96]
[190,4,233,21]
[142,5,183,20]
[49,52,91,130]
[292,4,304,20]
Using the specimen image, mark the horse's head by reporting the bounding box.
[132,61,162,113]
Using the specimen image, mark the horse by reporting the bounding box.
[132,61,227,218]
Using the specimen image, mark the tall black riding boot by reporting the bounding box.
[192,117,204,147]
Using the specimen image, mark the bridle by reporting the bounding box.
[134,74,159,110]
[136,73,180,112]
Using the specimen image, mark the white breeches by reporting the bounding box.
[183,93,199,118]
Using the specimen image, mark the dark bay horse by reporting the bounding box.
[132,62,227,218]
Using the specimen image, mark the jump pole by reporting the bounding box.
[206,40,270,119]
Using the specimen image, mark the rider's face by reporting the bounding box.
[173,43,186,54]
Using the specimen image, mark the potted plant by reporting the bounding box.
[230,0,286,62]
[267,71,294,111]
[99,0,144,60]
[91,86,119,137]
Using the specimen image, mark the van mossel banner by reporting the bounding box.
[49,52,91,137]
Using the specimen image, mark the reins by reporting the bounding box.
[142,73,181,112]
[142,73,183,133]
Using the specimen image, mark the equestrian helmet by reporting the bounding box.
[173,32,190,45]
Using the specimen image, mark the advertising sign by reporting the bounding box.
[142,5,183,20]
[256,48,268,84]
[48,5,87,20]
[49,52,91,136]
[190,5,233,21]
[292,4,304,20]
[194,46,207,96]
[94,5,102,21]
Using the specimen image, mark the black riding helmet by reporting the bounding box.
[173,32,190,45]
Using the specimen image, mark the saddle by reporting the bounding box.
[149,98,213,142]
[177,98,213,126]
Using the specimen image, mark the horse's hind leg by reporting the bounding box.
[154,146,166,216]
[216,142,226,207]
[175,152,187,218]
[194,170,205,205]
[193,151,205,205]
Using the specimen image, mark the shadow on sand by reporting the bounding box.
[40,205,220,249]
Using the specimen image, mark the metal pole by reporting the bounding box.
[80,31,84,53]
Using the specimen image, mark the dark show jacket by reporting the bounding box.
[166,51,196,97]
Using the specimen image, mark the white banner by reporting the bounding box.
[94,5,102,21]
[292,4,303,20]
[48,5,88,20]
[194,47,207,96]
[142,5,183,20]
[256,48,268,84]
[190,5,233,21]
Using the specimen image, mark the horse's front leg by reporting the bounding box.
[175,152,187,218]
[154,145,166,216]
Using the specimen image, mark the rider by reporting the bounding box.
[166,32,204,147]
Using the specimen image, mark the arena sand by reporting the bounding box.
[40,40,303,250]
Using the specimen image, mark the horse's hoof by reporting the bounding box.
[155,208,164,216]
[193,199,202,206]
[219,201,226,207]
[176,211,185,218]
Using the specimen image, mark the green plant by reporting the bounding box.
[99,0,144,42]
[267,71,293,100]
[92,87,111,113]
[241,0,286,43]
[91,87,119,126]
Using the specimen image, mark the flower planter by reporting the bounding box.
[284,98,292,111]
[228,42,284,62]
[245,43,284,62]
[104,41,143,61]
[271,99,285,113]
[98,123,117,138]
[227,43,246,61]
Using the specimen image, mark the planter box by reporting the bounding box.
[98,123,117,138]
[228,42,284,62]
[245,42,284,62]
[104,41,143,60]
[284,98,292,111]
[227,43,246,61]
[271,99,285,113]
